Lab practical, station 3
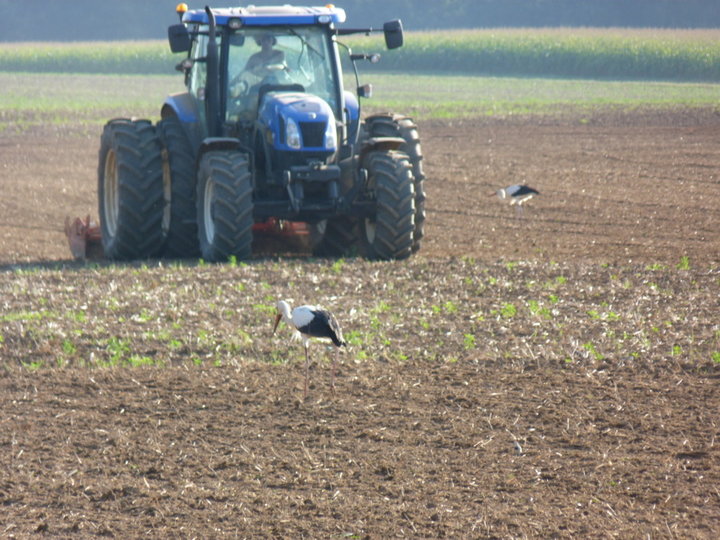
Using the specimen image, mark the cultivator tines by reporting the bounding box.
[64,215,102,260]
[252,218,310,237]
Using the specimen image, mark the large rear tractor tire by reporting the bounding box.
[196,151,254,262]
[158,116,200,258]
[98,119,166,260]
[365,114,426,252]
[360,151,415,261]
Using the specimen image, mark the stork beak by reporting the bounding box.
[272,312,282,335]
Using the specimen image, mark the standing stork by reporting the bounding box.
[490,184,540,206]
[491,184,540,217]
[494,184,540,205]
[273,300,346,399]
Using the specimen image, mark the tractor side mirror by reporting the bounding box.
[168,24,191,53]
[383,19,404,50]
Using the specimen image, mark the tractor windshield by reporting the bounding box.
[226,25,339,122]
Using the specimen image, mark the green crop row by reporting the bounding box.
[350,28,720,81]
[0,40,176,75]
[2,28,720,81]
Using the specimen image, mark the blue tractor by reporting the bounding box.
[98,4,425,262]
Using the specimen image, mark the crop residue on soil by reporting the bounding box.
[1,257,720,537]
[1,109,720,537]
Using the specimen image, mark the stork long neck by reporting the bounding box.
[279,302,293,323]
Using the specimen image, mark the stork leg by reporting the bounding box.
[331,346,338,395]
[303,344,310,400]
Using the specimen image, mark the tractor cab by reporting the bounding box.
[168,6,347,142]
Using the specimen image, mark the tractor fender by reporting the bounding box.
[359,136,406,162]
[162,92,198,123]
[343,91,360,123]
[343,91,360,141]
[161,92,202,153]
[198,137,246,157]
[196,138,253,184]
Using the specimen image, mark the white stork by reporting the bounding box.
[495,184,540,205]
[273,300,346,399]
[492,184,540,217]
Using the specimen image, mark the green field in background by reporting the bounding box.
[357,28,720,81]
[2,28,720,81]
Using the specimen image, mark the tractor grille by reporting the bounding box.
[300,122,326,148]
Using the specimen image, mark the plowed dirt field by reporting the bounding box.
[1,108,720,538]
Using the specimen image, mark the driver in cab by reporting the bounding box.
[245,33,285,76]
[228,32,288,120]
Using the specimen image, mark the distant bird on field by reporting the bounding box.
[491,184,541,217]
[494,184,540,205]
[273,300,346,399]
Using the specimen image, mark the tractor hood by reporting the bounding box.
[259,92,337,152]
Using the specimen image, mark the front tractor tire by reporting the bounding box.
[98,119,166,260]
[365,114,426,253]
[196,151,254,263]
[361,151,415,261]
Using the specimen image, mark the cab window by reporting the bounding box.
[226,26,338,122]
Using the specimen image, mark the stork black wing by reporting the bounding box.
[510,185,540,196]
[298,309,346,347]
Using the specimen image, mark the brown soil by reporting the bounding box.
[2,108,720,266]
[1,108,720,538]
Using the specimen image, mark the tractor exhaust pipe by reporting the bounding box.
[204,5,221,137]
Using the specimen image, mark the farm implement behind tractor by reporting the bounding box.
[64,214,310,261]
[82,3,426,262]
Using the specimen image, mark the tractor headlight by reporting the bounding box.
[325,120,337,150]
[286,117,301,149]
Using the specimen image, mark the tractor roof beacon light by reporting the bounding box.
[176,3,188,21]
